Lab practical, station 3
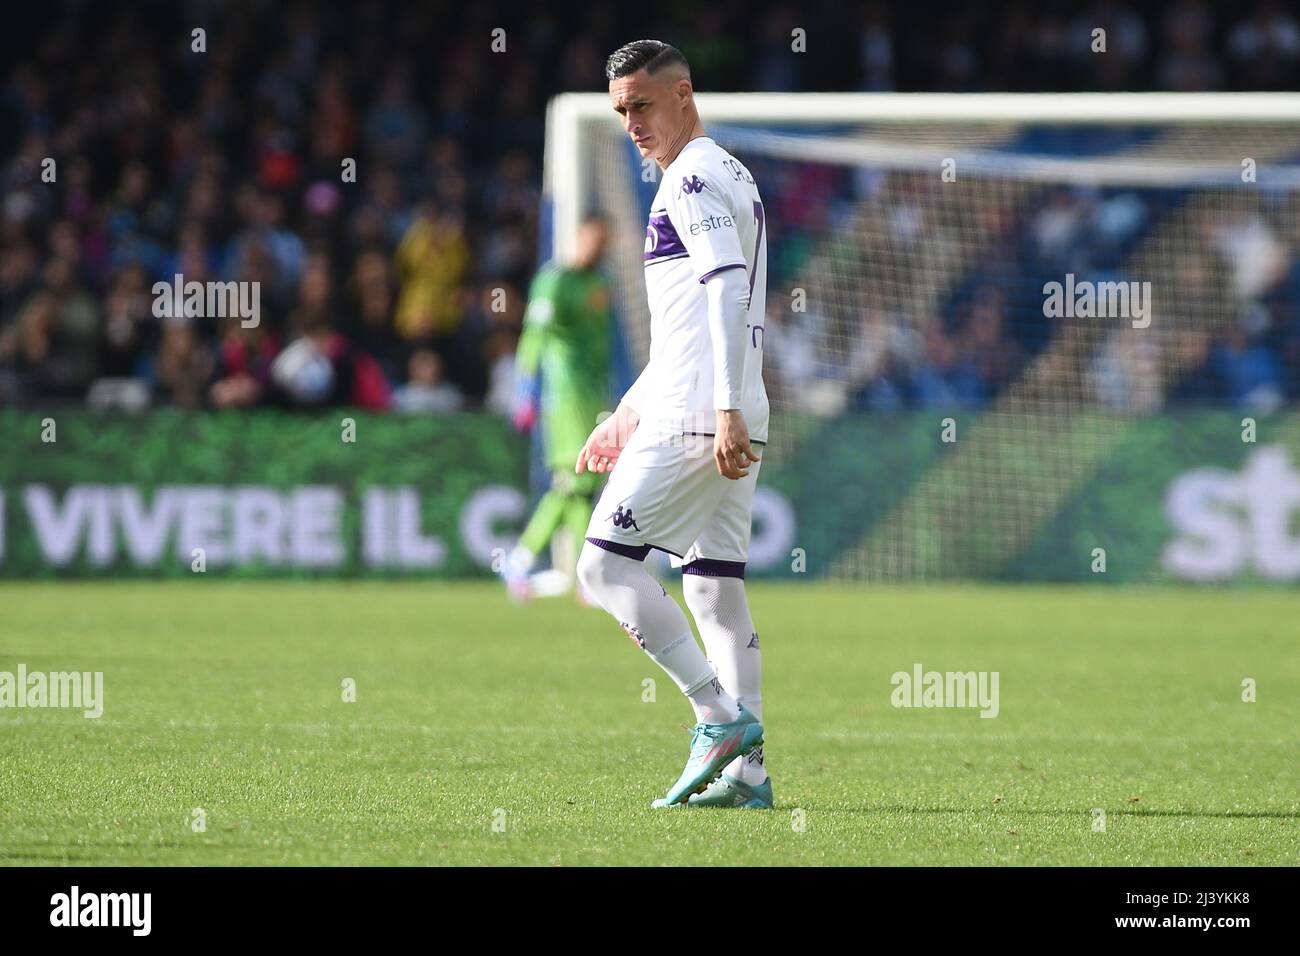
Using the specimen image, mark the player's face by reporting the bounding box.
[609,71,681,163]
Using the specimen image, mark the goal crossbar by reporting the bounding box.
[544,92,1300,259]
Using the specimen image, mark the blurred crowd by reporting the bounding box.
[766,178,1300,416]
[2,0,1298,412]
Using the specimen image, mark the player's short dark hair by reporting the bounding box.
[605,40,690,81]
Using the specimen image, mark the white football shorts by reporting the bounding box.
[584,425,764,565]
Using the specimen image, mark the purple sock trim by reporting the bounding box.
[585,536,651,561]
[682,558,746,579]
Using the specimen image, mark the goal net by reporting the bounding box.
[544,93,1300,583]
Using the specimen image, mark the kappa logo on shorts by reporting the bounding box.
[608,504,640,531]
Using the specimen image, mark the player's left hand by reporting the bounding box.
[714,409,760,480]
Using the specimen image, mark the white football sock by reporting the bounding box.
[683,570,767,784]
[576,542,739,724]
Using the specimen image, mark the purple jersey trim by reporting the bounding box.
[684,432,767,446]
[644,210,687,263]
[698,261,746,284]
[645,252,690,267]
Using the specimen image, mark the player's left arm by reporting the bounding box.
[671,162,761,479]
[705,269,758,478]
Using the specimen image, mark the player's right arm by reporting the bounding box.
[618,360,654,418]
[575,401,639,474]
[575,348,654,473]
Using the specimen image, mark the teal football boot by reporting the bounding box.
[686,773,773,809]
[651,704,763,807]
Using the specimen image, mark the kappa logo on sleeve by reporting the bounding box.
[679,175,711,196]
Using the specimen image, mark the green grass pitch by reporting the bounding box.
[1,581,1296,866]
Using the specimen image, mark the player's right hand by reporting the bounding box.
[575,405,639,474]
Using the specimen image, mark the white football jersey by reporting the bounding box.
[628,136,769,444]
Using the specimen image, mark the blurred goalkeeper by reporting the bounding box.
[501,217,613,602]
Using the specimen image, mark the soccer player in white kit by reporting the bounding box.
[574,40,772,808]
